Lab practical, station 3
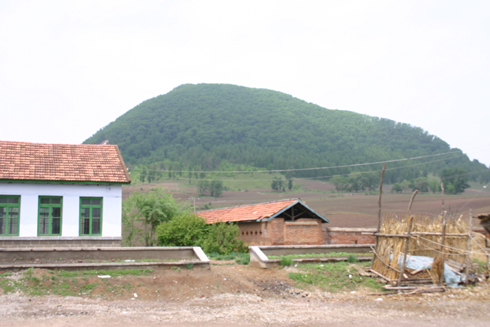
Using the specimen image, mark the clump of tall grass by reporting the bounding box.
[280,256,293,267]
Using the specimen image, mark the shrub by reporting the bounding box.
[157,213,209,247]
[201,223,248,255]
[123,188,183,246]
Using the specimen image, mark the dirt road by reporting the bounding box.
[1,290,490,327]
[1,264,489,326]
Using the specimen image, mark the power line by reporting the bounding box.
[131,150,463,174]
[135,154,490,183]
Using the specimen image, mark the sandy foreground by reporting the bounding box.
[1,264,489,327]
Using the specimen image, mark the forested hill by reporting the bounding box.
[84,84,488,183]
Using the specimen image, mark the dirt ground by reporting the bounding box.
[1,263,490,327]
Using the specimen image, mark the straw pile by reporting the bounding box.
[372,214,469,281]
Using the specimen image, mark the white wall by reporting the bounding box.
[0,183,123,237]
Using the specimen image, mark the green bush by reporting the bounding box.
[123,188,183,246]
[157,213,209,246]
[157,216,248,256]
[201,223,248,255]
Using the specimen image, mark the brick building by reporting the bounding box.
[197,199,329,246]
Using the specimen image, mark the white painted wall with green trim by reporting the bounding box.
[0,183,122,237]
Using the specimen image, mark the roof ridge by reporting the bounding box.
[196,198,299,213]
[0,140,116,147]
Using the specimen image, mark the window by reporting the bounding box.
[38,196,62,236]
[80,197,102,236]
[0,195,20,236]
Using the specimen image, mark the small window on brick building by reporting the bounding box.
[260,231,262,235]
[255,231,257,235]
[246,231,248,235]
[352,240,358,244]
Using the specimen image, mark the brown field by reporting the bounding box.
[123,179,490,229]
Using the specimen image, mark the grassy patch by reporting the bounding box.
[207,252,250,265]
[268,252,372,260]
[280,256,293,267]
[0,268,153,297]
[57,269,153,278]
[472,259,489,274]
[0,278,21,293]
[288,262,382,292]
[347,255,359,263]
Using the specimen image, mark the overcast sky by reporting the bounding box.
[1,0,489,166]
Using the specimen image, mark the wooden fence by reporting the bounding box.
[371,214,470,283]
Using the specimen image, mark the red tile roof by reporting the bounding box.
[0,141,131,184]
[197,199,299,224]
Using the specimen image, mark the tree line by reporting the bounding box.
[390,168,470,194]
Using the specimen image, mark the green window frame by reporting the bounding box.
[0,195,20,236]
[80,197,102,236]
[38,196,63,236]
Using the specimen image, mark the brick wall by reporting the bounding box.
[323,226,376,244]
[237,218,323,246]
[237,219,285,246]
[0,237,121,248]
[267,218,285,245]
[238,222,267,245]
[284,219,323,245]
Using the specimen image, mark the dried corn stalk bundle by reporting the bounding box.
[372,214,469,281]
[408,215,468,264]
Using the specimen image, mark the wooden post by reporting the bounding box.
[438,214,447,285]
[397,190,419,286]
[486,234,489,273]
[465,209,472,285]
[377,164,386,234]
[441,182,445,215]
[373,164,385,270]
[407,190,418,215]
[397,215,414,286]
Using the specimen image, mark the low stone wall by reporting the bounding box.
[250,244,373,268]
[0,237,122,248]
[0,246,210,271]
[323,226,376,245]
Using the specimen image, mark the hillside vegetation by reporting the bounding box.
[84,84,489,184]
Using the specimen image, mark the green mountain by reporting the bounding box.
[84,83,489,184]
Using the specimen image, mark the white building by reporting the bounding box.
[0,141,131,248]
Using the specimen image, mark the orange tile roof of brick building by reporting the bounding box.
[197,199,328,224]
[0,141,131,184]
